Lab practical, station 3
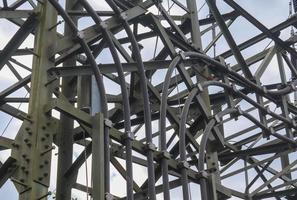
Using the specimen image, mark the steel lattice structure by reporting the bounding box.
[1,0,297,199]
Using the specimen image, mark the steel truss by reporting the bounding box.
[0,0,297,199]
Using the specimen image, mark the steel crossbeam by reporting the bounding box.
[0,0,297,200]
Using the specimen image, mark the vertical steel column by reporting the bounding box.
[186,1,218,199]
[15,1,57,199]
[186,0,210,108]
[55,1,81,200]
[278,51,293,180]
[92,113,105,200]
[186,0,202,49]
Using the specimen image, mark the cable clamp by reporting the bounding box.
[121,131,135,141]
[144,142,157,152]
[178,161,190,169]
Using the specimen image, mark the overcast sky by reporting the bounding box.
[0,0,294,199]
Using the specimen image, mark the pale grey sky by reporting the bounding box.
[0,0,294,199]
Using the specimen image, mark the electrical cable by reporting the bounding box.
[1,92,28,136]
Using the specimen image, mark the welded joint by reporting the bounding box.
[177,161,190,169]
[121,131,135,141]
[104,118,113,128]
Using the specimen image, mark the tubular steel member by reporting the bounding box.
[79,0,134,198]
[55,1,81,200]
[2,0,297,200]
[106,1,157,199]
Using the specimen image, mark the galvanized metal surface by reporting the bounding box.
[0,0,297,199]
